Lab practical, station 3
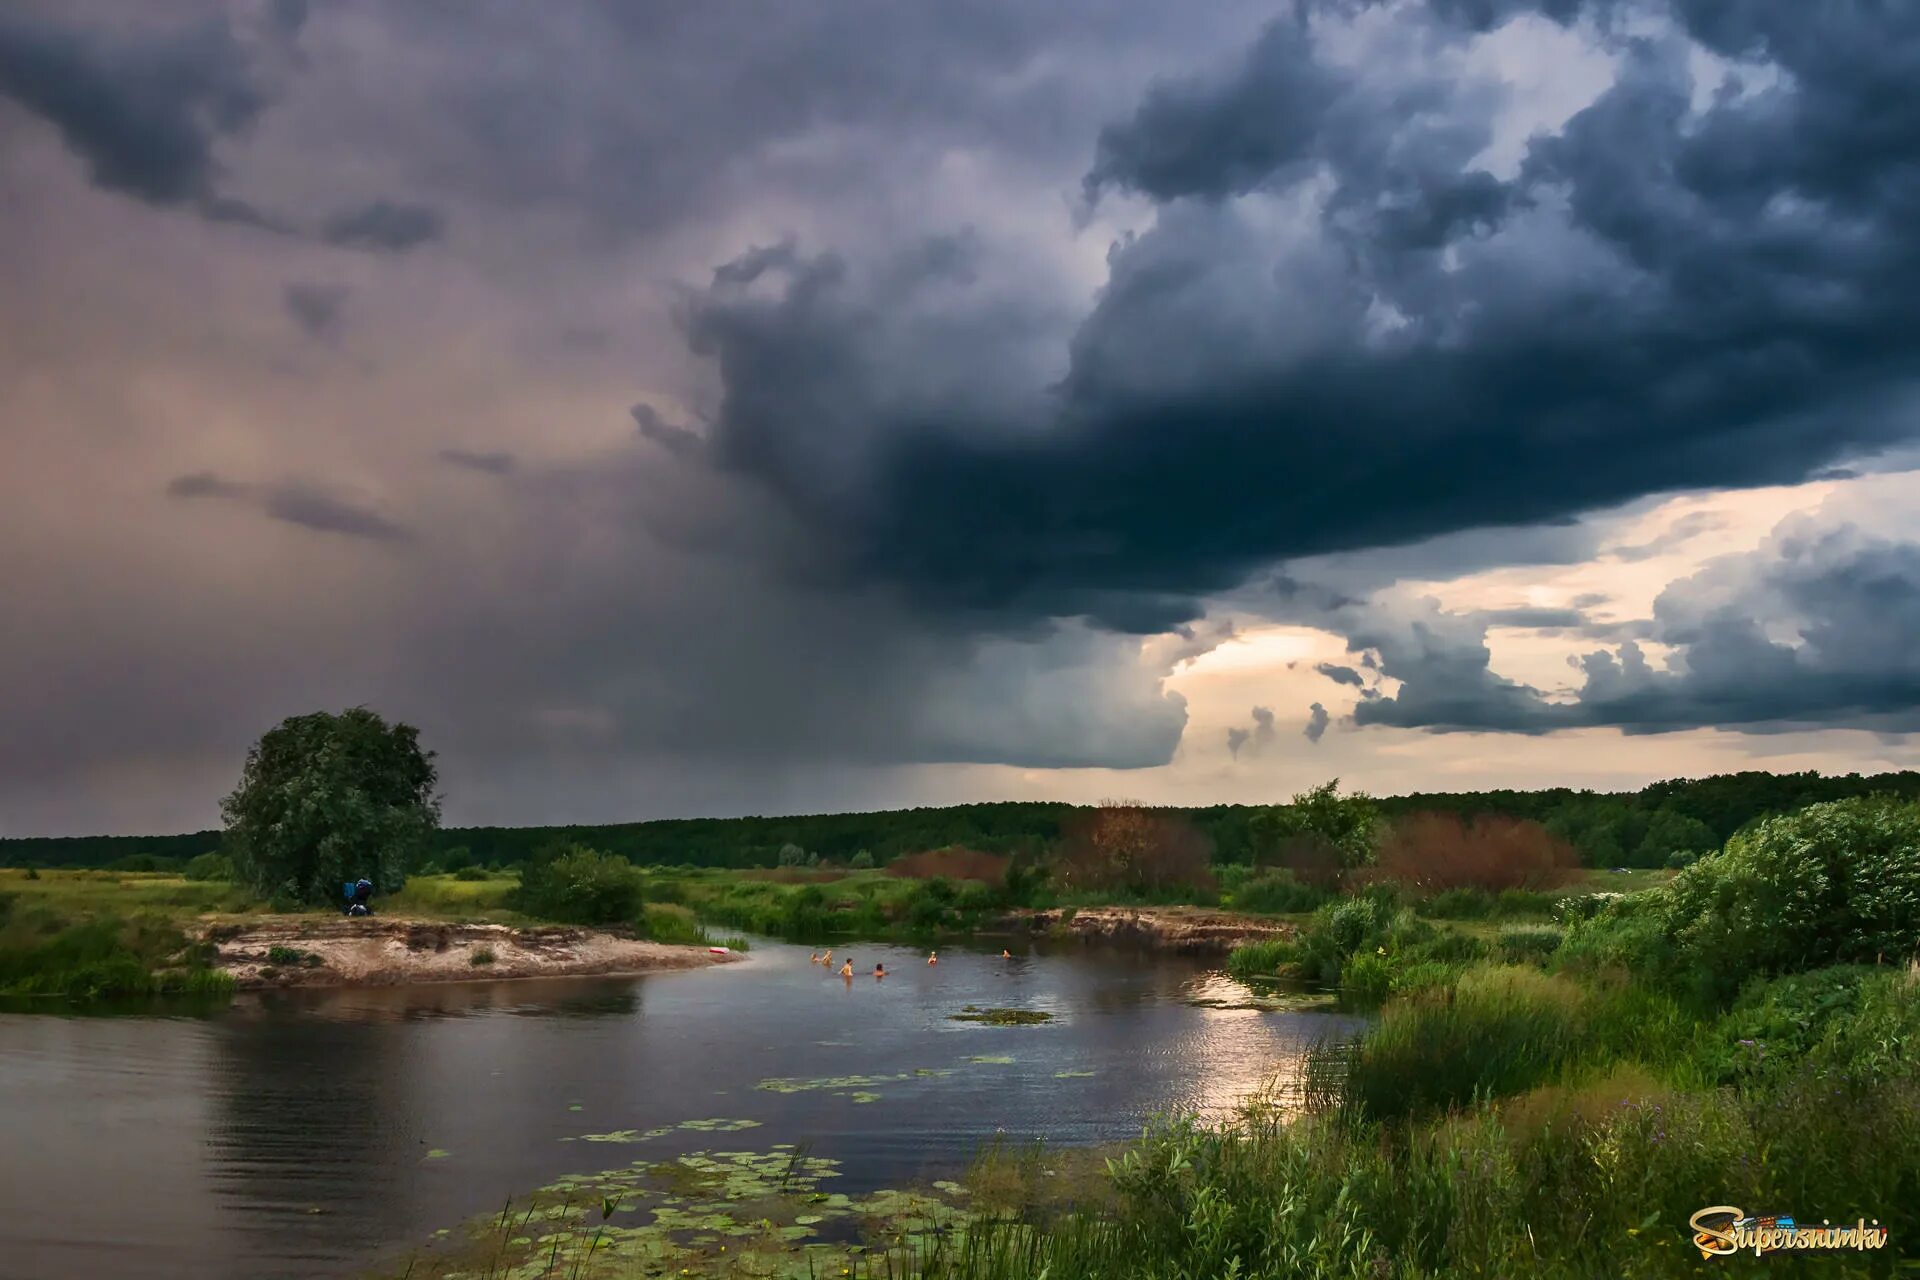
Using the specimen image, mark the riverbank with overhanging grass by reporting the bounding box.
[362,795,1920,1279]
[0,836,1643,1002]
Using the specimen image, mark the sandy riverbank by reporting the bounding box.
[201,918,738,989]
[997,904,1295,952]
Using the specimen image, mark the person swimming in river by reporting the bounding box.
[809,952,820,965]
[1001,949,1011,959]
[927,951,938,966]
[840,959,853,978]
[820,949,833,967]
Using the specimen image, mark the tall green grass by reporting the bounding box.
[0,895,234,1001]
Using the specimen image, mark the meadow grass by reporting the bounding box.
[0,867,258,920]
[0,892,234,1001]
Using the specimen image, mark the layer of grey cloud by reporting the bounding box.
[1227,704,1279,758]
[1304,702,1330,743]
[282,281,345,338]
[0,7,268,208]
[437,449,516,476]
[165,472,411,544]
[320,199,443,252]
[1348,511,1920,735]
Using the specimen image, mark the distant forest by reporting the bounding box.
[7,770,1920,873]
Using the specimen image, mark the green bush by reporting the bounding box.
[0,905,234,1001]
[452,864,492,882]
[1292,895,1432,986]
[1555,892,1672,976]
[1323,966,1592,1121]
[1495,925,1564,964]
[184,852,234,882]
[469,945,496,966]
[640,902,709,946]
[1230,870,1332,915]
[1491,888,1555,918]
[1224,937,1300,981]
[1404,930,1488,965]
[1338,950,1395,1005]
[849,849,875,870]
[1422,887,1493,918]
[1660,797,1920,1002]
[508,844,644,925]
[1692,965,1920,1092]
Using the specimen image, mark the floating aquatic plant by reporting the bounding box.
[948,1006,1054,1025]
[381,1140,983,1280]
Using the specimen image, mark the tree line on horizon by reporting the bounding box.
[8,767,1920,874]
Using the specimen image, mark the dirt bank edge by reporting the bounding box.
[201,918,738,990]
[992,904,1294,952]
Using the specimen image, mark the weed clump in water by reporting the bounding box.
[949,1006,1053,1025]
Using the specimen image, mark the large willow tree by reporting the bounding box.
[222,708,440,904]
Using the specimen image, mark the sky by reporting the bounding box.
[5,0,1920,836]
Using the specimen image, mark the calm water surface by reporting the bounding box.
[0,939,1359,1280]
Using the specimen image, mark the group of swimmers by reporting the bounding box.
[808,948,950,978]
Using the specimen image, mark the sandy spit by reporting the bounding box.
[201,917,738,990]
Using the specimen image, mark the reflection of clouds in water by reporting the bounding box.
[1171,972,1366,1118]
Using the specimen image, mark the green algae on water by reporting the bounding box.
[383,1140,985,1279]
[949,1005,1054,1025]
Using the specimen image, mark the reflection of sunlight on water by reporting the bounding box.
[1168,972,1364,1120]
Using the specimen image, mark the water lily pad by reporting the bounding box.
[846,1091,881,1103]
[422,1148,451,1160]
[965,1054,1014,1064]
[1054,1069,1097,1078]
[680,1117,763,1132]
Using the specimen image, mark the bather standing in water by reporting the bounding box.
[840,958,853,978]
[927,951,938,966]
[874,962,886,978]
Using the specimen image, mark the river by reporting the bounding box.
[0,938,1359,1280]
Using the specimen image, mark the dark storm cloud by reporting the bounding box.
[630,404,702,458]
[0,9,266,208]
[1347,514,1920,736]
[1304,701,1330,743]
[1082,13,1334,204]
[665,0,1920,640]
[438,449,516,476]
[282,282,346,339]
[165,472,411,545]
[319,199,445,253]
[1314,662,1365,687]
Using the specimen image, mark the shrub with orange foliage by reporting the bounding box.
[1053,801,1215,895]
[1372,812,1580,893]
[884,846,1011,883]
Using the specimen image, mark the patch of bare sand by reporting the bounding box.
[202,918,737,989]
